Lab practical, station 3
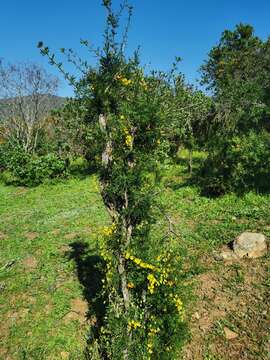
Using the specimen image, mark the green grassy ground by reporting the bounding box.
[0,153,269,359]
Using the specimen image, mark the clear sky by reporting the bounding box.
[1,0,269,97]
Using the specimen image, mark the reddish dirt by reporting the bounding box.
[22,256,38,271]
[63,298,89,324]
[182,256,270,360]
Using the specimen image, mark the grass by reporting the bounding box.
[0,152,269,359]
[0,177,109,359]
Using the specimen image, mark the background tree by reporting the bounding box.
[0,61,60,153]
[163,73,212,173]
[199,24,270,195]
[201,23,270,136]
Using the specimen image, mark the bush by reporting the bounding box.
[199,131,270,195]
[0,144,69,186]
[0,143,29,172]
[21,153,70,186]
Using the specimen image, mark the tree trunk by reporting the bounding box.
[99,114,131,357]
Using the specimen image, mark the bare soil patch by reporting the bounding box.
[63,297,88,324]
[0,231,7,240]
[24,232,39,241]
[64,232,80,240]
[22,256,38,271]
[182,255,270,360]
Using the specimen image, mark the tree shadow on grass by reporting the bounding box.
[67,241,106,346]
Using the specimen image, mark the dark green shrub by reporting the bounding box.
[21,153,70,186]
[199,131,270,195]
[0,143,30,178]
[0,143,69,186]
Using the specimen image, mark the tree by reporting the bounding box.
[162,73,212,172]
[0,61,59,153]
[198,24,270,195]
[200,23,270,136]
[39,1,186,359]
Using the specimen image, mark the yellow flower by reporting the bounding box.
[147,273,159,294]
[121,78,132,86]
[123,128,133,148]
[147,342,153,355]
[102,223,116,236]
[125,134,133,148]
[128,320,141,330]
[172,295,184,320]
[124,252,160,273]
[149,327,160,335]
[127,282,135,289]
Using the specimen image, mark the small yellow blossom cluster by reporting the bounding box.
[170,294,184,320]
[121,78,132,86]
[124,252,175,294]
[100,246,113,284]
[147,269,172,294]
[102,223,116,237]
[147,327,160,356]
[123,128,133,149]
[124,252,157,271]
[115,74,132,86]
[148,327,160,335]
[128,320,141,330]
[147,342,153,356]
[147,273,159,294]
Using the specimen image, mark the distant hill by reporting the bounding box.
[0,95,67,119]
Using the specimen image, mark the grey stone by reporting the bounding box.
[233,232,267,259]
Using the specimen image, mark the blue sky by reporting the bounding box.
[1,0,269,97]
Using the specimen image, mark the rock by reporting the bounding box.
[233,232,267,259]
[213,251,224,261]
[216,250,238,261]
[224,326,238,340]
[213,244,238,261]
